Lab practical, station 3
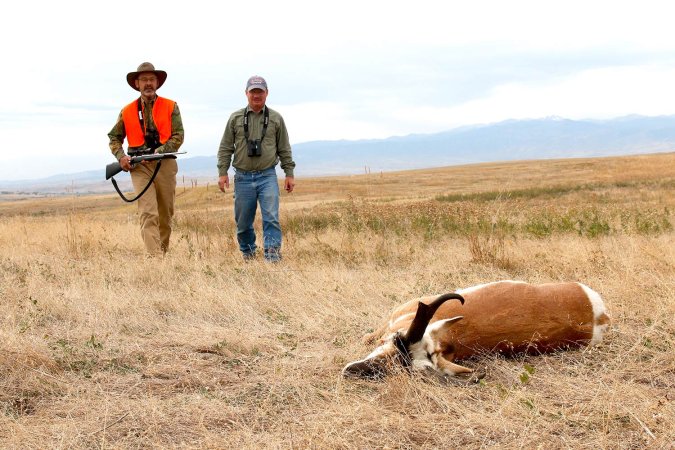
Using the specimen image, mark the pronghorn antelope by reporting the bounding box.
[343,280,610,381]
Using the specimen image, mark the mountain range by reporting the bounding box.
[3,115,675,195]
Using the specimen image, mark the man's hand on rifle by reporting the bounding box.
[120,155,132,172]
[137,146,166,166]
[107,151,186,183]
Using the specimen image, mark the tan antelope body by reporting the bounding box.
[343,280,611,380]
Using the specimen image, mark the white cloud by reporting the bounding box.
[443,64,675,125]
[2,0,675,179]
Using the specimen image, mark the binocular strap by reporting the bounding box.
[111,160,162,203]
[243,105,269,142]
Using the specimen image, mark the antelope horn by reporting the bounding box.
[402,293,464,344]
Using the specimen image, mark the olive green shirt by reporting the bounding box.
[108,96,185,161]
[217,106,295,177]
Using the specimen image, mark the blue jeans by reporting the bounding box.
[233,167,282,258]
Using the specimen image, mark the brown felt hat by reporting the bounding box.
[126,62,167,91]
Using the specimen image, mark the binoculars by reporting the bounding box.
[145,131,161,151]
[247,139,262,157]
[128,132,161,157]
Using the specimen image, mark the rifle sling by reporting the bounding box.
[110,160,162,203]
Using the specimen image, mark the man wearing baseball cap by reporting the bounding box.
[108,62,185,256]
[217,75,296,262]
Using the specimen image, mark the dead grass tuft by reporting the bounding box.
[468,231,514,269]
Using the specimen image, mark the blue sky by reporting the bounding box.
[2,0,675,180]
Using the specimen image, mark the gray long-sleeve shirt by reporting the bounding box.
[217,106,295,177]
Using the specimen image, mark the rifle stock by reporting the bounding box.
[105,161,124,180]
[105,152,185,180]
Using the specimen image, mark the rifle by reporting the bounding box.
[106,151,186,202]
[105,151,186,180]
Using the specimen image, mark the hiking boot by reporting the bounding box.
[264,247,282,263]
[242,251,257,262]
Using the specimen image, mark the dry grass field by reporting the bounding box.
[1,153,674,449]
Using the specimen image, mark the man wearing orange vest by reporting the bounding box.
[108,62,185,256]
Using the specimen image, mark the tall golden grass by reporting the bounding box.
[1,153,673,448]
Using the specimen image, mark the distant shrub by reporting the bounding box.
[622,207,673,235]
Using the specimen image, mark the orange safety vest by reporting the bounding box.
[121,96,176,147]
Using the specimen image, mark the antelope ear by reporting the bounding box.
[430,316,464,332]
[427,316,463,340]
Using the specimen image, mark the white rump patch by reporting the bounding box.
[578,283,609,345]
[591,323,610,346]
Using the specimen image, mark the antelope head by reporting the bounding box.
[342,293,464,380]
